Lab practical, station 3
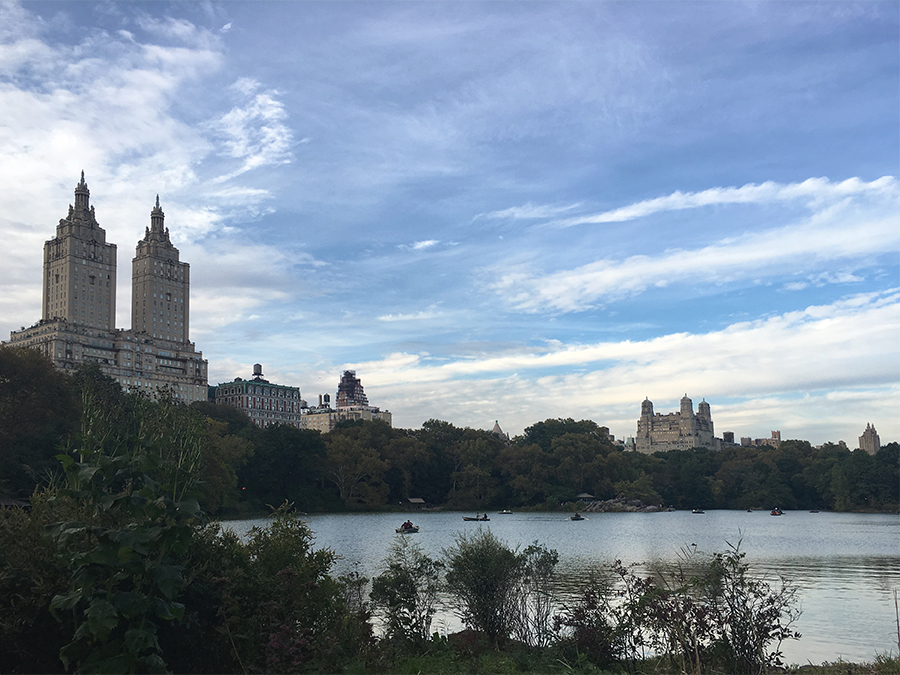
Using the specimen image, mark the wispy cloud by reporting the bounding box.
[478,202,583,221]
[378,305,444,322]
[490,178,899,312]
[208,78,294,181]
[553,176,895,227]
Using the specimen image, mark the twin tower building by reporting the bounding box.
[7,174,208,402]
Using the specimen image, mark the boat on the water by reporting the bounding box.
[462,515,489,521]
[570,513,585,521]
[396,520,419,533]
[770,507,783,516]
[498,509,512,514]
[692,508,705,514]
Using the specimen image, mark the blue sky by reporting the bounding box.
[1,1,897,444]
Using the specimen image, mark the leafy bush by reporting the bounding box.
[553,543,801,674]
[371,535,443,647]
[552,571,621,669]
[513,542,558,648]
[444,530,523,646]
[444,530,559,649]
[47,389,205,673]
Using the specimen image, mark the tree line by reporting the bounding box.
[1,347,897,515]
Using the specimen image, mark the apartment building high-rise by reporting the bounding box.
[5,174,208,402]
[303,370,392,432]
[859,423,881,455]
[131,197,191,344]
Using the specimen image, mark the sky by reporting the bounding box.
[1,1,897,445]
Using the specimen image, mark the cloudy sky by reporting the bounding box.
[1,1,897,444]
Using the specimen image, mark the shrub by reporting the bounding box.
[444,530,523,647]
[371,535,443,647]
[701,542,801,673]
[444,530,559,649]
[513,542,559,648]
[554,543,801,674]
[552,570,621,669]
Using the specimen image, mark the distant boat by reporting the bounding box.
[770,507,783,516]
[396,523,419,533]
[692,508,705,514]
[463,515,489,521]
[498,509,512,514]
[809,509,820,513]
[570,513,585,521]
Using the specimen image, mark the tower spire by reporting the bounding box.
[150,194,165,234]
[74,171,90,210]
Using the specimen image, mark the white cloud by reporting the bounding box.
[491,179,899,312]
[479,202,583,221]
[340,290,900,442]
[554,176,895,227]
[378,305,444,322]
[208,79,294,181]
[412,240,439,250]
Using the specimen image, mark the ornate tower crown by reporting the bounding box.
[150,194,165,233]
[73,170,91,212]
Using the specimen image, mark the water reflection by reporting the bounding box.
[224,510,899,665]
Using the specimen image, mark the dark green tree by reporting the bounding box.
[0,347,79,498]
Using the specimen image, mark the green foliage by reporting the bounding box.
[444,530,524,646]
[553,544,801,674]
[514,542,559,648]
[0,490,74,673]
[238,424,337,513]
[552,571,621,669]
[0,347,79,498]
[47,388,205,673]
[371,535,444,647]
[702,542,802,673]
[444,530,560,649]
[198,418,253,515]
[2,344,896,515]
[325,433,390,507]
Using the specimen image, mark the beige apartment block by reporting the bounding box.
[859,423,881,455]
[5,174,208,402]
[302,370,392,432]
[635,394,718,453]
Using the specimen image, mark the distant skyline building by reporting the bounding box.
[491,420,509,443]
[859,423,881,455]
[635,395,718,453]
[303,370,391,432]
[209,364,305,428]
[5,174,208,402]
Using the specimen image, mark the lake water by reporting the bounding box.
[224,510,900,666]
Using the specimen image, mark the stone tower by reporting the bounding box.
[42,173,117,330]
[131,196,191,344]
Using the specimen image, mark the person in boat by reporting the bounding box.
[401,520,413,529]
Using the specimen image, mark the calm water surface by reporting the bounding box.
[225,510,899,665]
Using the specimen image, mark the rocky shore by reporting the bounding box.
[582,497,675,513]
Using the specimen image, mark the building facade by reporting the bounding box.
[302,370,392,432]
[209,364,305,428]
[5,174,208,402]
[635,395,718,453]
[859,423,881,455]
